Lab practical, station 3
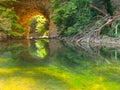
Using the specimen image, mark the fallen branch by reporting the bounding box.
[95,14,120,33]
[73,14,120,43]
[90,4,108,16]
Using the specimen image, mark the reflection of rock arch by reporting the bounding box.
[29,39,49,59]
[12,0,57,38]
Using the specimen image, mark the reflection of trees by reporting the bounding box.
[47,41,120,77]
[0,40,69,90]
[1,40,120,89]
[0,43,25,58]
[100,48,120,60]
[51,43,99,72]
[0,43,25,55]
[0,42,26,68]
[29,39,49,59]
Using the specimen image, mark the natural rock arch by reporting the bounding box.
[11,0,57,38]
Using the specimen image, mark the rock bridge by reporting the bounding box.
[12,0,57,38]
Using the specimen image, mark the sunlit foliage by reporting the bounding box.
[29,15,49,36]
[35,39,48,58]
[29,39,49,59]
[0,16,11,31]
[0,0,25,37]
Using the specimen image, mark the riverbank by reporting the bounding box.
[58,35,120,49]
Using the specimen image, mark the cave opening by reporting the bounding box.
[10,0,57,39]
[29,15,49,39]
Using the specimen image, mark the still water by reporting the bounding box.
[0,39,120,90]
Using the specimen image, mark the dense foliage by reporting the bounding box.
[29,15,49,36]
[0,0,25,38]
[51,0,117,37]
[51,0,92,36]
[92,0,114,16]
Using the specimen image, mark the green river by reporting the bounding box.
[0,39,120,90]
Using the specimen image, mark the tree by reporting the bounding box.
[0,0,25,38]
[51,0,91,36]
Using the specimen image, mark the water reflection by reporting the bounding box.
[29,39,49,59]
[0,40,120,90]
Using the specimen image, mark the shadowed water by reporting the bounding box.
[0,39,120,90]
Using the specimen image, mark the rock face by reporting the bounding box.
[11,0,57,38]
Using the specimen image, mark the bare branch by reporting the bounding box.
[90,4,108,16]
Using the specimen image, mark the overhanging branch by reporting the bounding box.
[90,4,108,16]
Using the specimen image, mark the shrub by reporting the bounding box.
[51,0,92,36]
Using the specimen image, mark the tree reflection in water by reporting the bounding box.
[29,39,49,59]
[0,40,120,90]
